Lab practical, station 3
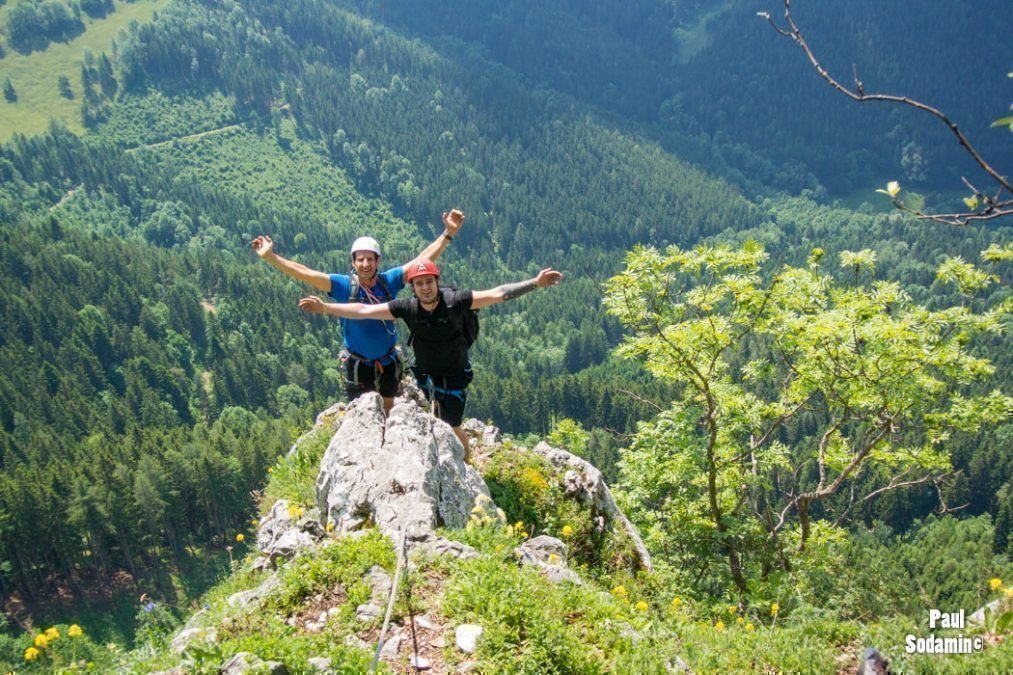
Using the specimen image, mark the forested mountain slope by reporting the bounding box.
[344,0,1011,197]
[0,0,1009,667]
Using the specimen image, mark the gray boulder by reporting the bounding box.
[170,627,217,654]
[515,535,583,585]
[515,535,568,567]
[316,394,490,544]
[256,499,319,566]
[221,652,287,674]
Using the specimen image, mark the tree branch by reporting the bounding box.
[760,0,1012,226]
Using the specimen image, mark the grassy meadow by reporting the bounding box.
[0,0,167,139]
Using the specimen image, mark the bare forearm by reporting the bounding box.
[314,301,393,321]
[498,278,539,301]
[263,252,330,291]
[416,231,454,263]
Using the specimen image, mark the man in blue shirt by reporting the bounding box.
[252,210,463,414]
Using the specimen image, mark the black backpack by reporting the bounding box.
[448,287,480,349]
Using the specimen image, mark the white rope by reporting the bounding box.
[370,531,406,673]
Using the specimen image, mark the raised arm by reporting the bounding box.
[470,268,564,310]
[299,295,395,321]
[402,209,465,273]
[252,235,332,293]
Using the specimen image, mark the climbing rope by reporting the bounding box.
[369,530,425,672]
[370,531,405,673]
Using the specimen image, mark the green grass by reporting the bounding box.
[0,0,168,140]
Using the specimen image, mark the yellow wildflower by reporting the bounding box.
[251,519,259,526]
[236,533,245,542]
[727,605,737,615]
[635,600,648,612]
[326,520,335,532]
[45,626,60,640]
[715,620,726,632]
[989,578,1003,591]
[68,624,83,638]
[770,602,780,617]
[548,553,559,564]
[515,521,524,530]
[737,617,744,625]
[267,467,273,473]
[561,525,573,538]
[34,634,48,648]
[24,646,40,661]
[611,585,627,598]
[1005,587,1013,598]
[746,622,755,632]
[670,596,682,610]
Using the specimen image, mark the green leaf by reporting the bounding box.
[996,610,1013,634]
[991,115,1013,131]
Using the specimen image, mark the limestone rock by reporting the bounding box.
[515,535,583,585]
[380,631,402,659]
[170,627,218,654]
[455,624,483,653]
[221,652,288,674]
[461,418,502,449]
[256,499,319,566]
[307,656,332,672]
[532,441,652,571]
[542,565,584,585]
[365,565,392,605]
[356,603,383,622]
[316,394,491,544]
[969,598,1002,625]
[421,536,480,560]
[515,535,567,566]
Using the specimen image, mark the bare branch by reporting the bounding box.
[761,0,1012,226]
[833,470,939,526]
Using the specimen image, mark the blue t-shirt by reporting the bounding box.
[328,267,404,360]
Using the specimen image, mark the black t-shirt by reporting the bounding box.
[389,289,474,378]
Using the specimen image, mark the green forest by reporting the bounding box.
[0,0,1010,671]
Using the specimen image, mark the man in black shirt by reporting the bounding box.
[299,259,563,459]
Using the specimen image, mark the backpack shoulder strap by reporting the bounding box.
[348,272,360,303]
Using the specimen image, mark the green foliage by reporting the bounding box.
[0,622,116,674]
[481,443,643,575]
[261,422,336,516]
[442,555,670,673]
[267,529,395,614]
[607,242,1011,596]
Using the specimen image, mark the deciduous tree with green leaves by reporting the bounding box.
[606,242,1012,600]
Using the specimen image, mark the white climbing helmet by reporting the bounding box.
[350,236,381,258]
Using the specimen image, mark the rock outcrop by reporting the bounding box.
[531,441,653,571]
[315,393,491,544]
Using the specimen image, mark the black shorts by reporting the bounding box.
[343,350,403,399]
[415,370,472,427]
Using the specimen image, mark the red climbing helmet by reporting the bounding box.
[406,259,440,282]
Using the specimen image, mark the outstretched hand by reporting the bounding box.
[535,268,564,288]
[298,296,327,314]
[442,209,465,236]
[251,235,274,258]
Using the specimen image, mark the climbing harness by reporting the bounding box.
[342,346,404,391]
